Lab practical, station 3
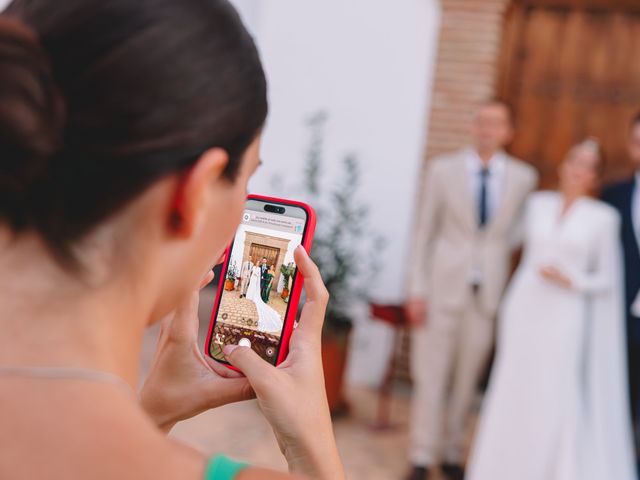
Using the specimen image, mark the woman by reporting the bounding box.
[246,264,282,333]
[0,1,343,479]
[263,265,276,303]
[467,140,635,480]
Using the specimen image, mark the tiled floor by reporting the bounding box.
[140,287,455,480]
[218,288,288,328]
[219,291,261,328]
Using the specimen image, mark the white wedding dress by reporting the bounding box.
[245,265,283,333]
[467,192,635,480]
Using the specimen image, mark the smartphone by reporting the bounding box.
[205,195,316,368]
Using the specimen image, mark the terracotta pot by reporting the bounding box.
[224,278,235,291]
[281,287,289,300]
[321,332,351,416]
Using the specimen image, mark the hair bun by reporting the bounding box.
[0,16,65,203]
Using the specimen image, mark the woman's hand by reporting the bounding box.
[139,270,254,432]
[223,246,345,480]
[539,265,573,289]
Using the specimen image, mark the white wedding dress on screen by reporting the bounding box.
[246,265,283,333]
[467,192,635,480]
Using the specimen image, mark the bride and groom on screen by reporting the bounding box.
[239,256,282,334]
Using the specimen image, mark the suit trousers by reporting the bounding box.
[409,290,495,466]
[240,275,250,295]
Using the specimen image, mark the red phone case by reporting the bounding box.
[204,194,317,371]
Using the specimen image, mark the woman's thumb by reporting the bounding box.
[223,345,272,385]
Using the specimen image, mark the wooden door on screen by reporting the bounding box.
[249,244,279,270]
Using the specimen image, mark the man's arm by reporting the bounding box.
[406,159,443,303]
[601,182,621,208]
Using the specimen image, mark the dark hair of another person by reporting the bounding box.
[0,0,267,266]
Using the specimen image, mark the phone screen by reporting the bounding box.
[208,200,308,365]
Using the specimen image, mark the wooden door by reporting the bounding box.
[249,244,279,270]
[499,1,640,187]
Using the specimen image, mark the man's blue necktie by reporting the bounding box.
[479,168,490,228]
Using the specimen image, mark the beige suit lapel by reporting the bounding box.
[447,152,476,232]
[486,158,519,234]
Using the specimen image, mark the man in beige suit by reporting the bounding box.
[405,100,538,480]
[239,255,254,298]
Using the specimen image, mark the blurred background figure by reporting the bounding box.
[467,140,636,480]
[603,114,640,474]
[404,101,538,480]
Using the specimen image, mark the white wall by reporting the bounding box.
[231,0,441,385]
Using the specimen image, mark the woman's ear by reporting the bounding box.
[168,147,230,237]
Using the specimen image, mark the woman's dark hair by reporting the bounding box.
[0,0,267,264]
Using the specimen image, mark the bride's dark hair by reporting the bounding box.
[0,0,267,265]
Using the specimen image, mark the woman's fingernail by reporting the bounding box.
[223,345,239,356]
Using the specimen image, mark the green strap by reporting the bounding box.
[205,455,249,480]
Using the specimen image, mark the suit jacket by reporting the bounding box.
[240,261,253,280]
[408,149,538,315]
[602,178,640,345]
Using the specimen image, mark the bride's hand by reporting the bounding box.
[539,265,573,289]
[139,269,255,432]
[223,246,345,480]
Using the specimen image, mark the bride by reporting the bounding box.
[246,263,283,333]
[467,139,636,480]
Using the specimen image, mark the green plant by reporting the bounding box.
[301,112,385,338]
[226,260,238,281]
[280,262,295,291]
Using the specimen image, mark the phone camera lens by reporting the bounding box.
[265,204,285,214]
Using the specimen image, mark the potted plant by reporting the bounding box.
[300,112,385,415]
[280,262,295,301]
[224,261,238,291]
